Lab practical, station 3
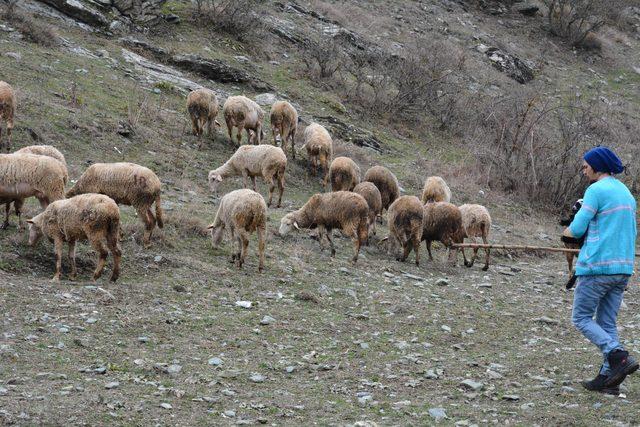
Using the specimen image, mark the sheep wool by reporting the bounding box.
[422,201,467,266]
[15,145,68,183]
[223,95,265,146]
[421,176,451,204]
[270,100,298,159]
[363,165,400,212]
[303,123,333,189]
[353,181,382,238]
[387,195,424,266]
[329,156,361,192]
[0,81,16,153]
[458,203,492,271]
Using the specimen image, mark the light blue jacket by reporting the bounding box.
[569,177,636,276]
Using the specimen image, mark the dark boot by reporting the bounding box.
[604,350,639,388]
[582,372,620,395]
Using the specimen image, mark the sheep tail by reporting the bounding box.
[155,194,164,228]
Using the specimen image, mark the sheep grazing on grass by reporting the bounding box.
[302,123,333,189]
[386,196,424,266]
[363,165,400,214]
[279,191,368,263]
[66,162,163,247]
[353,182,382,239]
[422,201,467,266]
[421,176,451,203]
[459,203,492,271]
[0,81,16,153]
[15,145,68,183]
[27,194,122,282]
[223,95,265,146]
[0,153,66,230]
[270,100,298,159]
[186,88,221,143]
[208,145,287,208]
[207,189,267,272]
[329,156,360,192]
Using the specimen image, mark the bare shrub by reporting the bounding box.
[543,0,613,48]
[190,0,265,41]
[1,0,58,47]
[300,37,344,80]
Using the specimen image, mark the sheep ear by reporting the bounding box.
[214,120,221,128]
[293,221,300,230]
[27,219,34,224]
[206,223,215,229]
[215,175,223,182]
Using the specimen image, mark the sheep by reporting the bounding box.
[386,196,424,266]
[65,162,163,246]
[421,176,451,204]
[302,123,333,189]
[279,191,368,263]
[186,88,221,143]
[458,204,492,271]
[0,81,16,153]
[208,144,287,208]
[270,100,298,159]
[223,95,265,146]
[27,194,122,282]
[363,165,400,214]
[422,201,468,266]
[353,182,382,238]
[15,145,68,183]
[329,156,360,192]
[207,189,267,272]
[0,153,66,230]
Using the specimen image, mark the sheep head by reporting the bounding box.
[208,171,223,193]
[207,223,224,247]
[279,213,300,236]
[26,216,44,246]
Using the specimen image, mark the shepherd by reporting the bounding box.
[562,146,638,395]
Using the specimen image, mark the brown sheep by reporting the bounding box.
[386,195,424,266]
[186,88,221,144]
[0,153,66,230]
[208,145,287,208]
[421,176,451,204]
[302,123,333,189]
[459,204,492,271]
[279,191,368,263]
[422,201,468,266]
[363,165,400,214]
[223,95,265,146]
[0,81,16,153]
[353,181,382,238]
[66,162,163,246]
[270,100,298,159]
[207,189,267,272]
[329,156,360,192]
[27,194,122,282]
[15,145,68,183]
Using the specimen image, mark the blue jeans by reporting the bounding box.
[572,275,629,375]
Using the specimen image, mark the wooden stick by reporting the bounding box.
[451,243,580,254]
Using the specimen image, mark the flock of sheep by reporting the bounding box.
[0,81,492,281]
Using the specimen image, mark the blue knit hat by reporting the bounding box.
[583,146,625,174]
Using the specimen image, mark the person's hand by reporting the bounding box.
[562,227,574,238]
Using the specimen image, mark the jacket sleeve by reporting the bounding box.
[569,186,599,238]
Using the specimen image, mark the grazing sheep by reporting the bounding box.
[223,95,265,146]
[386,196,424,265]
[15,145,68,183]
[27,193,122,282]
[0,153,66,230]
[363,165,400,213]
[458,204,492,271]
[279,191,368,263]
[329,156,360,192]
[270,100,298,159]
[208,145,287,208]
[422,201,467,266]
[207,189,267,272]
[186,88,221,143]
[302,123,333,189]
[66,162,163,246]
[353,181,382,238]
[0,81,16,153]
[421,176,451,203]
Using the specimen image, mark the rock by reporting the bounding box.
[160,402,172,409]
[435,278,449,286]
[5,52,21,61]
[235,301,252,309]
[315,115,383,152]
[105,381,120,389]
[86,317,98,324]
[167,364,182,375]
[96,49,110,58]
[109,20,127,33]
[173,284,186,293]
[477,282,492,288]
[0,387,8,396]
[260,315,275,325]
[164,13,180,24]
[486,370,503,379]
[460,379,484,391]
[208,357,223,366]
[254,93,277,106]
[533,316,560,325]
[39,0,109,27]
[138,336,149,343]
[502,394,520,401]
[428,407,447,421]
[357,394,373,405]
[250,373,265,383]
[441,325,451,333]
[485,47,534,84]
[517,4,539,16]
[285,366,295,373]
[234,55,250,63]
[223,410,236,417]
[153,255,163,263]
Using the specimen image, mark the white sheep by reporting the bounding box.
[207,188,267,272]
[208,144,287,208]
[223,95,265,146]
[186,88,221,144]
[458,204,492,271]
[270,100,298,159]
[0,81,16,153]
[27,193,122,282]
[302,123,333,189]
[421,176,451,204]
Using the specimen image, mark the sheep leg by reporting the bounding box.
[276,174,284,208]
[350,228,361,264]
[237,231,249,269]
[90,237,109,281]
[52,238,63,282]
[266,176,275,207]
[426,240,434,261]
[257,226,265,272]
[191,116,199,136]
[565,252,574,273]
[482,235,490,271]
[14,199,24,230]
[271,125,279,146]
[207,117,215,138]
[236,123,245,145]
[1,203,9,230]
[325,228,337,257]
[316,225,327,252]
[251,176,257,191]
[107,228,122,282]
[136,206,154,247]
[68,240,77,280]
[465,237,477,267]
[226,119,235,145]
[289,129,296,160]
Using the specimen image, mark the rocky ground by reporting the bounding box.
[2,0,640,425]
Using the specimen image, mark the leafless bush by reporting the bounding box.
[190,0,265,41]
[300,37,344,80]
[1,0,58,47]
[543,0,612,48]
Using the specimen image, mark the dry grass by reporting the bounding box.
[1,1,58,47]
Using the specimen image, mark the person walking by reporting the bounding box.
[563,146,638,395]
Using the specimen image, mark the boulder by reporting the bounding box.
[38,0,109,27]
[484,47,534,84]
[315,115,383,152]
